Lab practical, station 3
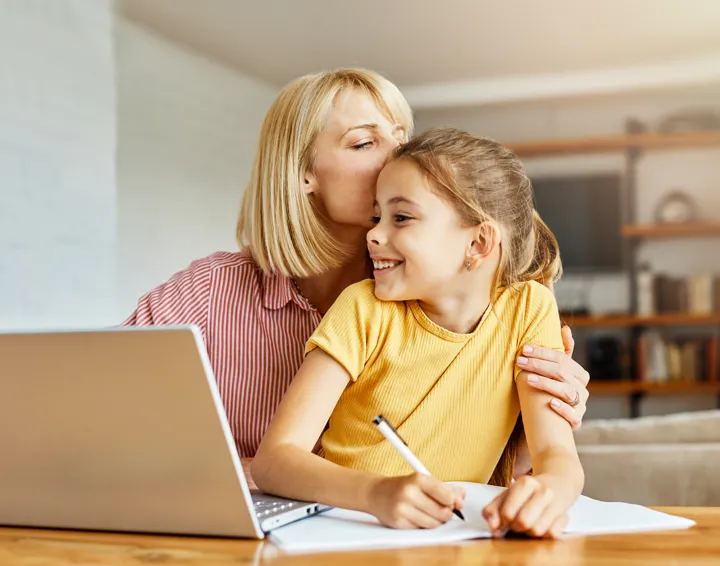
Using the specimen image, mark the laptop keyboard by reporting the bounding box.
[253,498,304,518]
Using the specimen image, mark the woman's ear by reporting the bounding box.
[303,170,318,195]
[464,222,502,271]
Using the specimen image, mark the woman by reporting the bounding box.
[123,68,590,484]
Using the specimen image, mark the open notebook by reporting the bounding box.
[270,482,695,553]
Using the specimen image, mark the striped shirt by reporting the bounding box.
[122,250,322,457]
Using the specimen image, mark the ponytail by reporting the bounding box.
[518,210,562,291]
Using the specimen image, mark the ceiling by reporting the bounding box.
[120,0,720,91]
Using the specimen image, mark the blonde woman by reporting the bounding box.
[123,69,590,484]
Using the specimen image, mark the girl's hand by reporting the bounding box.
[517,326,590,429]
[240,458,257,490]
[482,475,569,539]
[367,473,465,529]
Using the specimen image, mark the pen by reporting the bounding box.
[373,415,465,521]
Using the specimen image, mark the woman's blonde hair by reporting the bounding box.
[393,127,563,486]
[237,68,414,277]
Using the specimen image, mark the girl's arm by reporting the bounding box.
[512,325,590,478]
[252,348,463,528]
[483,373,585,538]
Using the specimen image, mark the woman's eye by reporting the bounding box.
[353,141,374,150]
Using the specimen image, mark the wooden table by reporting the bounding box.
[0,507,717,565]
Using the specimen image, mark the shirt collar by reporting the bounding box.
[261,270,316,312]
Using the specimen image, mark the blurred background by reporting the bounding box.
[2,0,720,421]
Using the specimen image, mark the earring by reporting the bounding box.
[465,261,471,271]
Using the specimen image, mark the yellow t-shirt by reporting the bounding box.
[305,279,563,483]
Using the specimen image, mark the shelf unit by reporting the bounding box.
[508,131,720,158]
[567,313,720,328]
[509,129,720,417]
[588,381,720,395]
[621,221,720,239]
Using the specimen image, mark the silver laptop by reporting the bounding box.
[0,326,329,537]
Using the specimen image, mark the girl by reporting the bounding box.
[252,127,584,538]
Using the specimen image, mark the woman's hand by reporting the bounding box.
[516,326,590,429]
[367,473,465,529]
[482,475,569,539]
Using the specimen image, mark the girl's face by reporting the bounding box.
[307,89,406,234]
[367,158,478,302]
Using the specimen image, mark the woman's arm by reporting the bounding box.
[483,372,584,538]
[252,349,463,528]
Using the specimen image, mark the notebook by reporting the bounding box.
[269,482,695,553]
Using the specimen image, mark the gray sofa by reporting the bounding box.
[574,410,720,506]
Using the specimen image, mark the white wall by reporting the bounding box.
[0,0,117,330]
[415,87,720,418]
[0,6,277,330]
[115,20,277,320]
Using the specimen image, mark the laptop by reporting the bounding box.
[0,326,329,537]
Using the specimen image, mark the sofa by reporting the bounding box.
[573,410,720,506]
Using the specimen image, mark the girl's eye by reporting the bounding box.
[353,141,374,150]
[369,216,381,224]
[394,214,412,223]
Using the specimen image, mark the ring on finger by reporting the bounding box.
[569,390,581,407]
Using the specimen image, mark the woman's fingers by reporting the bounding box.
[519,344,590,387]
[517,342,591,430]
[522,372,580,405]
[550,397,584,429]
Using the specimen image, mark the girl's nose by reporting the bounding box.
[367,223,385,246]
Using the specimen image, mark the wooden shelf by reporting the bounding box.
[566,313,720,328]
[507,131,720,158]
[621,221,720,239]
[588,381,720,395]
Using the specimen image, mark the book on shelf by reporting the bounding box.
[636,331,717,383]
[650,273,717,315]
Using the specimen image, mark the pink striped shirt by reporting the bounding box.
[122,250,322,457]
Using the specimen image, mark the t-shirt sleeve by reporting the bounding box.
[121,257,213,341]
[305,280,383,382]
[514,282,564,381]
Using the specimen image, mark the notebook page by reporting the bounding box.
[268,506,491,554]
[457,482,695,535]
[270,482,694,553]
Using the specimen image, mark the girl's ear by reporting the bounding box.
[464,222,502,271]
[303,170,318,195]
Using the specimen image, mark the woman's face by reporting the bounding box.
[306,88,407,233]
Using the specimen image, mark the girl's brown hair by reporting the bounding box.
[393,127,563,486]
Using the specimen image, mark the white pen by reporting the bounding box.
[373,415,464,521]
